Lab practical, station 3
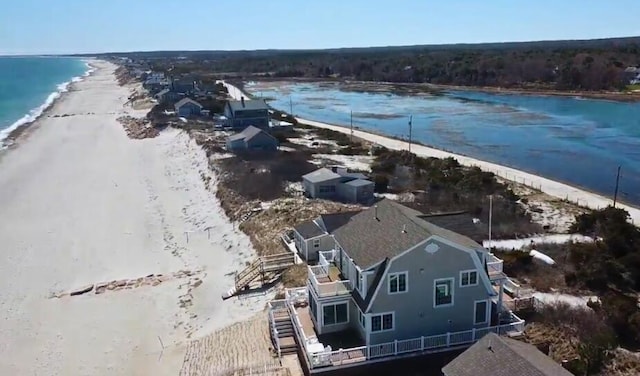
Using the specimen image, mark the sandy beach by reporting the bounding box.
[224,82,640,226]
[0,61,269,375]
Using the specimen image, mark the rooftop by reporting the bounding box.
[442,333,573,376]
[227,99,269,112]
[174,97,202,108]
[344,178,374,187]
[333,199,483,269]
[302,168,341,184]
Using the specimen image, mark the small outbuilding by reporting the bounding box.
[174,98,203,117]
[226,125,278,152]
[302,167,374,204]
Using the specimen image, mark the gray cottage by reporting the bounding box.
[273,199,524,371]
[224,97,270,130]
[292,211,360,262]
[226,125,278,152]
[302,167,374,204]
[442,332,572,376]
[174,98,203,117]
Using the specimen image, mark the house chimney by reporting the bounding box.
[241,96,245,107]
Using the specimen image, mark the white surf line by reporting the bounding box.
[222,82,640,226]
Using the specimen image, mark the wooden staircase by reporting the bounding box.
[222,253,296,300]
[269,301,298,357]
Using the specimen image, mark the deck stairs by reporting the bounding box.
[222,253,296,299]
[268,301,298,357]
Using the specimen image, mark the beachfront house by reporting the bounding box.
[224,97,270,130]
[442,332,572,376]
[174,98,203,117]
[226,125,279,152]
[154,88,180,104]
[302,167,374,204]
[270,199,524,371]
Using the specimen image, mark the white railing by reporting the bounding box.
[267,299,288,358]
[304,318,526,369]
[487,254,504,277]
[319,250,336,265]
[283,287,526,370]
[308,265,351,298]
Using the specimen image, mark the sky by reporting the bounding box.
[1,0,639,55]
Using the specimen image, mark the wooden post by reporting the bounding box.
[394,340,398,355]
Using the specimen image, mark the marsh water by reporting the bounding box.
[245,81,640,207]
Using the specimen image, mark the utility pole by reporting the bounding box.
[408,115,413,153]
[350,110,354,143]
[289,96,293,116]
[488,195,493,249]
[613,165,621,208]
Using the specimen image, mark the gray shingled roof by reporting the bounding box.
[227,99,269,113]
[174,97,202,109]
[227,126,274,143]
[302,168,341,184]
[345,179,373,187]
[294,221,324,239]
[333,199,483,269]
[319,212,360,233]
[442,333,573,376]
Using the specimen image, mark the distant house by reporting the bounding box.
[302,167,374,204]
[224,97,270,130]
[171,78,196,94]
[154,88,180,104]
[292,211,360,261]
[442,332,572,376]
[226,125,278,152]
[174,98,203,117]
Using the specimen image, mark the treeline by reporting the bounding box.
[108,37,640,92]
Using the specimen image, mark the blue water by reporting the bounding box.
[246,81,640,206]
[0,57,89,143]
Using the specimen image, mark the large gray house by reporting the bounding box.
[223,97,270,130]
[226,125,278,152]
[174,98,202,117]
[273,199,524,371]
[302,167,374,204]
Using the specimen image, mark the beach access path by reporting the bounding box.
[0,62,269,375]
[224,82,640,225]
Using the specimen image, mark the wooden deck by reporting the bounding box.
[295,306,317,339]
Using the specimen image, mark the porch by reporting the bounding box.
[279,287,526,373]
[307,250,352,298]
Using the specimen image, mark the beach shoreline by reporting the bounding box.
[0,59,95,149]
[0,61,270,375]
[225,82,640,226]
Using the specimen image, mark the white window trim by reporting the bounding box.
[387,271,409,295]
[312,238,320,248]
[370,311,395,333]
[321,302,349,327]
[433,277,455,308]
[459,269,479,287]
[358,308,366,329]
[474,299,490,325]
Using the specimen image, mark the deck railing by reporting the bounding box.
[267,300,288,358]
[487,253,504,278]
[285,287,526,370]
[308,265,351,298]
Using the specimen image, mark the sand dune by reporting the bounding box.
[0,61,270,375]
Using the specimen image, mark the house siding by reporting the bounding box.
[316,295,352,335]
[177,103,201,117]
[245,132,278,151]
[368,238,492,345]
[303,234,335,262]
[303,177,342,199]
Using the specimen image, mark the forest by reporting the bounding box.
[101,36,640,91]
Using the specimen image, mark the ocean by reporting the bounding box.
[246,81,640,207]
[0,57,90,145]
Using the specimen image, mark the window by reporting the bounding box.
[322,303,348,326]
[371,312,394,332]
[358,310,366,328]
[434,278,454,307]
[388,272,408,294]
[475,300,488,324]
[460,270,478,287]
[313,239,320,248]
[319,185,336,194]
